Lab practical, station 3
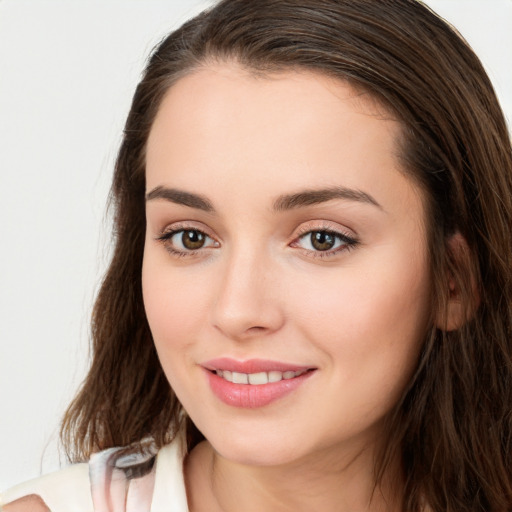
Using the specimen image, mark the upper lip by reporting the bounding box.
[202,358,314,374]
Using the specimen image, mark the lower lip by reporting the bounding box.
[205,369,315,408]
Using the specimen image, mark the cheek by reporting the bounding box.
[141,252,214,406]
[289,250,431,383]
[141,251,210,358]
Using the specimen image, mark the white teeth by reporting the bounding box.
[232,371,249,384]
[248,372,268,385]
[215,369,308,385]
[268,371,283,383]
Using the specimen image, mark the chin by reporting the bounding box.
[214,439,301,468]
[194,420,305,467]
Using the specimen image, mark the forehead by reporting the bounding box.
[148,63,399,148]
[145,63,421,217]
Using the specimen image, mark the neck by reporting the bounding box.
[184,440,402,512]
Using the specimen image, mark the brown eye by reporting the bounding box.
[310,231,336,251]
[293,228,358,257]
[158,228,218,255]
[182,230,206,250]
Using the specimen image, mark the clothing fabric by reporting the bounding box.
[0,436,188,511]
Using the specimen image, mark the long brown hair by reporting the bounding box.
[61,1,512,510]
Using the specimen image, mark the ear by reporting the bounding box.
[435,232,480,332]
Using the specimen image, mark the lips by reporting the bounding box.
[202,357,311,373]
[202,358,316,408]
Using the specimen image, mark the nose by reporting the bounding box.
[210,247,285,341]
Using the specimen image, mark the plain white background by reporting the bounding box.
[0,0,511,490]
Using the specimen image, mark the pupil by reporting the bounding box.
[182,230,205,249]
[311,231,335,251]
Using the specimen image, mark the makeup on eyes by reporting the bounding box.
[154,221,359,260]
[156,227,218,256]
[290,220,359,258]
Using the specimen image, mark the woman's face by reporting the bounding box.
[142,63,432,467]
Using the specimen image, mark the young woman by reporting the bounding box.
[2,0,512,511]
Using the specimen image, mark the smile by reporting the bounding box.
[202,359,316,408]
[214,369,309,385]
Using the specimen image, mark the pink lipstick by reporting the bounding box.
[202,358,315,408]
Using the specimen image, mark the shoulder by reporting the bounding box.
[0,463,92,512]
[1,436,187,512]
[2,494,50,512]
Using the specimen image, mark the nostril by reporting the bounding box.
[246,326,266,333]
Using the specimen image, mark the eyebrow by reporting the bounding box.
[272,186,382,211]
[145,185,382,213]
[145,186,214,212]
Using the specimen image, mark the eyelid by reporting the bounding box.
[155,221,220,257]
[290,221,359,258]
[156,220,217,239]
[293,220,357,239]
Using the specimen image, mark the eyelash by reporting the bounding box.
[155,224,359,259]
[291,226,359,259]
[156,224,218,258]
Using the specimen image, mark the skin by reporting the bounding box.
[3,495,50,512]
[142,63,433,511]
